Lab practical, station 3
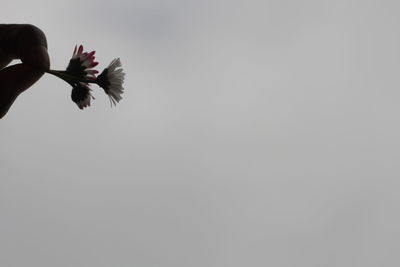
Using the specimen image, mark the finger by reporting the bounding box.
[0,55,12,69]
[0,24,50,71]
[0,25,15,68]
[0,63,45,119]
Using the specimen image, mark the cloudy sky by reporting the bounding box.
[1,0,400,266]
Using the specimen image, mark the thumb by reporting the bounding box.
[16,25,50,71]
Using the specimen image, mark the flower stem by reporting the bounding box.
[46,69,97,84]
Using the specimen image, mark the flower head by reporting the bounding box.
[71,82,94,109]
[96,58,125,106]
[66,45,99,80]
[46,45,126,110]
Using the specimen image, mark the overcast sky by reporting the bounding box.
[1,0,400,266]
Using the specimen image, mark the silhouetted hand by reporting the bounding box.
[0,24,50,119]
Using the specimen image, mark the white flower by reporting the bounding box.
[96,58,125,106]
[71,82,94,109]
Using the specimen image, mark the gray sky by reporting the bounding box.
[1,0,400,266]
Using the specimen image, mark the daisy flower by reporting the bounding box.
[95,58,125,106]
[71,82,94,109]
[47,45,99,84]
[46,45,125,109]
[66,45,99,80]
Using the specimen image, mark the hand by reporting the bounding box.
[0,24,50,119]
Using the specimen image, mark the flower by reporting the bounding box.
[71,82,94,109]
[46,45,126,110]
[66,45,99,80]
[96,58,125,106]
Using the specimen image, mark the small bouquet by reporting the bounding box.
[47,45,125,109]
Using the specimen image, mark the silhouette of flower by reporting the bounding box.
[71,82,94,109]
[96,58,125,106]
[66,45,99,80]
[46,45,125,109]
